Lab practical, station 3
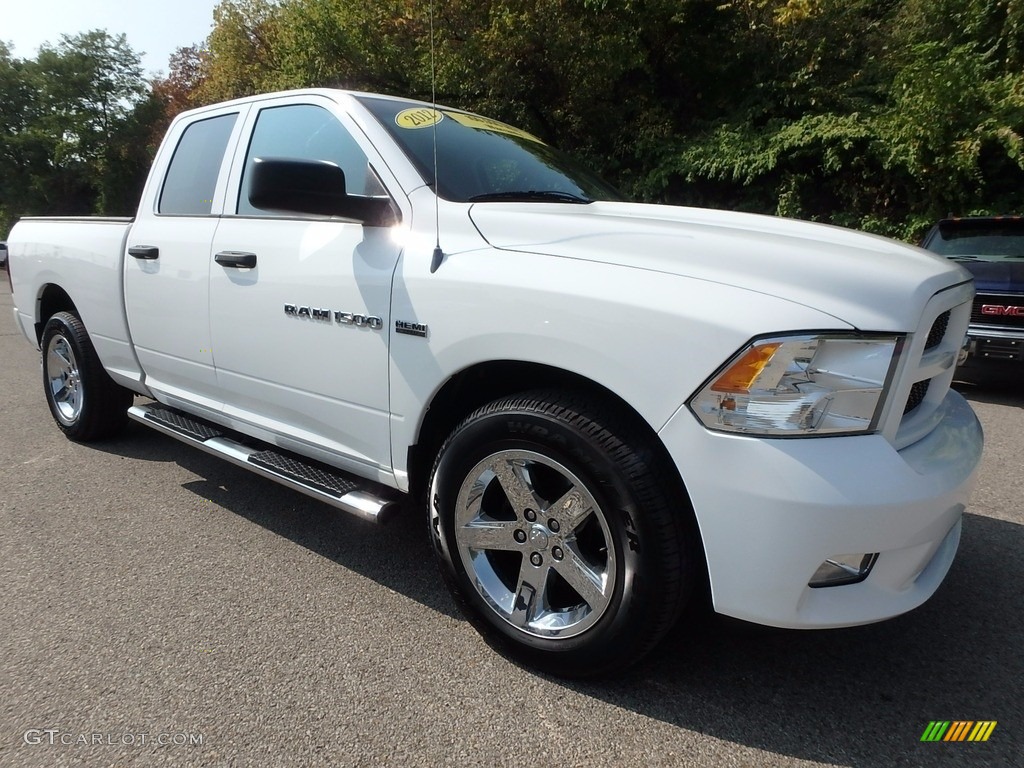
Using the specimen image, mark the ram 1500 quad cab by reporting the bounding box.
[7,89,983,675]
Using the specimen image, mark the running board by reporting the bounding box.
[128,404,400,524]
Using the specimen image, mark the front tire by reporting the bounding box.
[429,390,694,676]
[41,311,133,441]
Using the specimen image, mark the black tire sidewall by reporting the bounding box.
[430,400,671,673]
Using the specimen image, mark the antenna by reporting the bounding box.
[429,0,445,273]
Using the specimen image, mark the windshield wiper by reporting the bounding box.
[468,190,593,204]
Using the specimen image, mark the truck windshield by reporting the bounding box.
[358,96,625,204]
[925,220,1024,262]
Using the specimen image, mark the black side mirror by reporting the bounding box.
[248,157,396,225]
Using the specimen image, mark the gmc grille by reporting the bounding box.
[970,293,1024,329]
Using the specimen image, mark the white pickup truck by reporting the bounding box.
[8,89,983,675]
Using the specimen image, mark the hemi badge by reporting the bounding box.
[396,320,428,338]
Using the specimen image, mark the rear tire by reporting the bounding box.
[41,311,133,441]
[429,390,695,677]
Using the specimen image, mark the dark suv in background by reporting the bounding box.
[922,217,1024,381]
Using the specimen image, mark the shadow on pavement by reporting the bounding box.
[103,424,461,620]
[574,511,1023,766]
[954,378,1023,408]
[95,417,1022,766]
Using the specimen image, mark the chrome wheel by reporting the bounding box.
[454,449,616,639]
[432,392,694,675]
[46,333,83,425]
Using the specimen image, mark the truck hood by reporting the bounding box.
[953,259,1024,293]
[469,201,972,331]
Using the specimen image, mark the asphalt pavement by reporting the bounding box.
[0,281,1020,767]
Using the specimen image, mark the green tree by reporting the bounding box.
[651,0,1024,238]
[0,41,42,237]
[198,0,285,102]
[55,0,1024,242]
[0,30,155,233]
[273,0,423,94]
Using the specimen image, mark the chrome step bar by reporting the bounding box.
[128,404,400,524]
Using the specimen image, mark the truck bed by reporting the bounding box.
[9,216,146,390]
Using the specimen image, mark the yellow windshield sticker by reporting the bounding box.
[443,111,545,144]
[395,107,444,129]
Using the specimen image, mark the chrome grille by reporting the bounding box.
[891,283,974,450]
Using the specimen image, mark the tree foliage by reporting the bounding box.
[151,45,212,135]
[6,1,1024,241]
[0,31,155,236]
[168,0,1024,239]
[652,0,1024,237]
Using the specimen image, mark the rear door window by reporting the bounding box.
[159,113,238,215]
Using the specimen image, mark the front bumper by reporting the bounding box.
[659,389,983,628]
[961,326,1024,365]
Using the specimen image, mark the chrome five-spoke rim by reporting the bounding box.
[454,449,617,639]
[46,334,83,425]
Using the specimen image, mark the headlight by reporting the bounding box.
[688,334,903,436]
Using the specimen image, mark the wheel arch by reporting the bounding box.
[34,283,78,344]
[408,360,711,604]
[409,360,706,568]
[410,361,624,493]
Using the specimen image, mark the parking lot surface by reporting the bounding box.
[1,283,1020,767]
